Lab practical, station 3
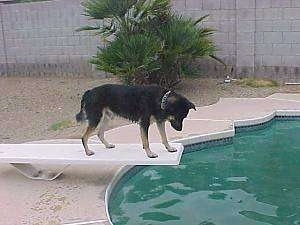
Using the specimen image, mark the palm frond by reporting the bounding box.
[82,0,138,19]
[193,14,209,25]
[209,55,226,67]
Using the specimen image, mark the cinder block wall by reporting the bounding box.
[254,0,300,81]
[0,0,101,76]
[0,0,300,81]
[173,0,237,78]
[174,0,300,82]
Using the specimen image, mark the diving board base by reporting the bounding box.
[0,143,183,180]
[10,163,70,180]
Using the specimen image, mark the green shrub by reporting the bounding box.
[91,33,161,84]
[49,120,75,131]
[80,0,223,87]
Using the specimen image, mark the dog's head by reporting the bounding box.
[161,91,196,131]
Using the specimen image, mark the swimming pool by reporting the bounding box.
[108,120,300,225]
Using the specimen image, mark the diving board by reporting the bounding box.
[0,143,183,180]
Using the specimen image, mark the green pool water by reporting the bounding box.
[109,120,300,225]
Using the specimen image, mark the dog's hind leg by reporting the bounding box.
[140,118,158,158]
[97,109,115,148]
[156,122,177,153]
[82,125,97,156]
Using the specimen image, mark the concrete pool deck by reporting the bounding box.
[1,93,300,225]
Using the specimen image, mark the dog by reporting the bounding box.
[76,84,196,158]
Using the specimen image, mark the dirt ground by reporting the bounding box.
[0,76,299,144]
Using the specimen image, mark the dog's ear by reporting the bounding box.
[188,101,196,111]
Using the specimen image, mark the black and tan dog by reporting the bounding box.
[76,84,195,158]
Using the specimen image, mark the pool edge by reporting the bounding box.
[104,109,300,225]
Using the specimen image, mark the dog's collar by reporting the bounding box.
[160,91,171,110]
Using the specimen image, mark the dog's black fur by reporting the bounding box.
[76,84,195,157]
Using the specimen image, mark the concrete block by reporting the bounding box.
[236,0,255,9]
[210,9,235,21]
[237,44,254,55]
[284,8,300,19]
[220,0,235,9]
[263,55,282,66]
[264,32,283,43]
[48,55,59,63]
[218,21,235,32]
[225,10,236,20]
[48,37,58,46]
[212,32,229,43]
[237,9,255,20]
[292,20,300,31]
[185,0,201,10]
[6,39,15,48]
[58,55,70,64]
[291,44,300,55]
[255,32,264,43]
[283,32,300,43]
[25,55,36,63]
[237,32,254,43]
[291,0,300,7]
[255,55,263,66]
[0,57,6,64]
[228,32,236,43]
[75,46,89,55]
[271,0,291,8]
[255,9,264,20]
[237,55,254,67]
[203,0,220,9]
[282,56,300,66]
[237,21,255,32]
[256,0,271,8]
[218,43,235,55]
[272,44,292,55]
[255,44,273,54]
[263,8,283,20]
[56,37,65,45]
[272,20,292,31]
[257,20,273,31]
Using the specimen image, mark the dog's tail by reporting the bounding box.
[76,90,91,123]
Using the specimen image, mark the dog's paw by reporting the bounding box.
[147,151,158,158]
[86,150,95,156]
[105,144,115,148]
[167,146,177,153]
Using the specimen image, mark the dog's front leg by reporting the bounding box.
[140,119,158,158]
[156,121,177,152]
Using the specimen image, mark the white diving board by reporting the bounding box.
[0,143,184,180]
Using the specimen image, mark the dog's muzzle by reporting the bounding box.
[170,120,183,131]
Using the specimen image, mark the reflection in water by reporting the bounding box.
[109,121,300,225]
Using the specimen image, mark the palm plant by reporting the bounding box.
[91,32,161,84]
[149,15,217,86]
[79,0,223,87]
[80,0,170,39]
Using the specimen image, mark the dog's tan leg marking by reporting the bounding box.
[82,126,96,156]
[97,109,115,148]
[156,122,177,152]
[139,126,158,158]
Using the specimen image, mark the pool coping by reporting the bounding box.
[104,109,300,225]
